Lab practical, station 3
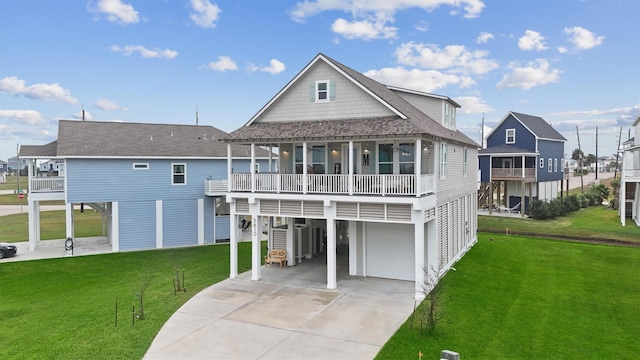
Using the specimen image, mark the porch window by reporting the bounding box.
[463,147,468,176]
[548,158,552,172]
[378,143,393,174]
[439,142,448,179]
[554,158,558,172]
[312,145,326,174]
[398,143,414,174]
[506,128,515,144]
[172,163,186,185]
[294,146,304,173]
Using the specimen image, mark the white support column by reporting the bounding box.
[286,217,295,266]
[348,140,354,195]
[620,176,626,226]
[229,210,238,278]
[28,199,37,251]
[34,200,40,248]
[348,220,357,276]
[156,200,163,249]
[268,145,273,172]
[414,211,426,301]
[227,143,233,192]
[65,202,74,240]
[111,202,119,252]
[197,198,205,245]
[326,216,337,289]
[426,217,438,285]
[251,214,262,281]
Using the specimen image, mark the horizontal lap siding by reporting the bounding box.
[215,215,230,241]
[119,201,156,251]
[163,199,198,248]
[204,197,215,243]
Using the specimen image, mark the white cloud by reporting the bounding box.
[0,109,45,125]
[454,96,495,114]
[518,30,548,51]
[564,26,604,50]
[290,0,485,22]
[394,42,499,75]
[364,67,474,93]
[260,59,286,74]
[557,46,568,54]
[331,18,397,40]
[110,45,178,59]
[190,0,221,28]
[476,31,494,44]
[0,76,78,104]
[551,104,640,117]
[206,56,238,72]
[95,99,128,111]
[497,59,561,90]
[415,20,429,32]
[90,0,139,25]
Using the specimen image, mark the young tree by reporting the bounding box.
[132,274,153,320]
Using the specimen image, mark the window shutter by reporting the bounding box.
[309,82,315,102]
[329,80,336,100]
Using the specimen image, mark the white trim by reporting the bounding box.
[315,79,330,102]
[197,198,205,245]
[156,200,163,249]
[506,128,516,144]
[111,202,119,252]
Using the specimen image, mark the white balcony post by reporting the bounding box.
[230,213,238,278]
[521,155,525,178]
[326,217,337,289]
[227,143,232,192]
[302,142,308,194]
[348,140,354,195]
[414,211,425,301]
[416,139,422,197]
[268,145,273,172]
[251,143,256,193]
[251,214,261,281]
[65,202,74,241]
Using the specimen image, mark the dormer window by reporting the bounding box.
[506,128,515,144]
[444,102,456,127]
[310,80,335,102]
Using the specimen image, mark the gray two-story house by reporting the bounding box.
[478,112,567,215]
[214,53,480,300]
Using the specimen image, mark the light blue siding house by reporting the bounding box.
[19,120,273,252]
[478,111,567,215]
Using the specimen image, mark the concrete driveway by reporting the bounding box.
[144,253,416,360]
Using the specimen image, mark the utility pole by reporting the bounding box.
[614,126,622,179]
[576,126,584,193]
[595,126,598,180]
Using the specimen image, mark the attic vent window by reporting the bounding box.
[133,163,149,170]
[310,80,335,102]
[506,128,516,144]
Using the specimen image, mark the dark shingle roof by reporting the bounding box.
[225,53,479,147]
[20,120,269,158]
[510,112,566,141]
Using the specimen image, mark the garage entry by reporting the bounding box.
[365,222,415,281]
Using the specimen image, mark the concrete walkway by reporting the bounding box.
[144,252,416,360]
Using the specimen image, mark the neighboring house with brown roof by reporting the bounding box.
[620,115,640,226]
[214,53,480,300]
[19,120,274,252]
[478,112,568,215]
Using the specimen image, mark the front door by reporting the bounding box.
[341,144,361,174]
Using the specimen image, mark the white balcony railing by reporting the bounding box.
[204,179,228,194]
[491,168,536,179]
[208,173,436,197]
[30,177,65,193]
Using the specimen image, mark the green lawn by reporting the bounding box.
[0,210,104,242]
[376,233,640,359]
[478,206,640,244]
[0,243,254,360]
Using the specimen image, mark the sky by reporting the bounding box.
[1,0,639,162]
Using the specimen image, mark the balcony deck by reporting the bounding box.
[204,173,436,197]
[30,177,65,193]
[491,168,536,181]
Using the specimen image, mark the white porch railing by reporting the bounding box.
[491,168,536,179]
[623,168,640,180]
[214,173,436,196]
[30,177,65,193]
[204,179,228,194]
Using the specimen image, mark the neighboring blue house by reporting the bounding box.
[478,111,567,215]
[19,120,274,252]
[0,160,6,183]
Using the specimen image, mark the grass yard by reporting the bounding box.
[0,210,104,242]
[376,233,640,359]
[478,206,640,245]
[0,242,254,360]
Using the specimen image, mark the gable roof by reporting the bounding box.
[488,111,566,142]
[20,120,268,159]
[225,53,479,147]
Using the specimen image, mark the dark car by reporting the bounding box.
[0,243,17,259]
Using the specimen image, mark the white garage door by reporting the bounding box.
[365,222,414,281]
